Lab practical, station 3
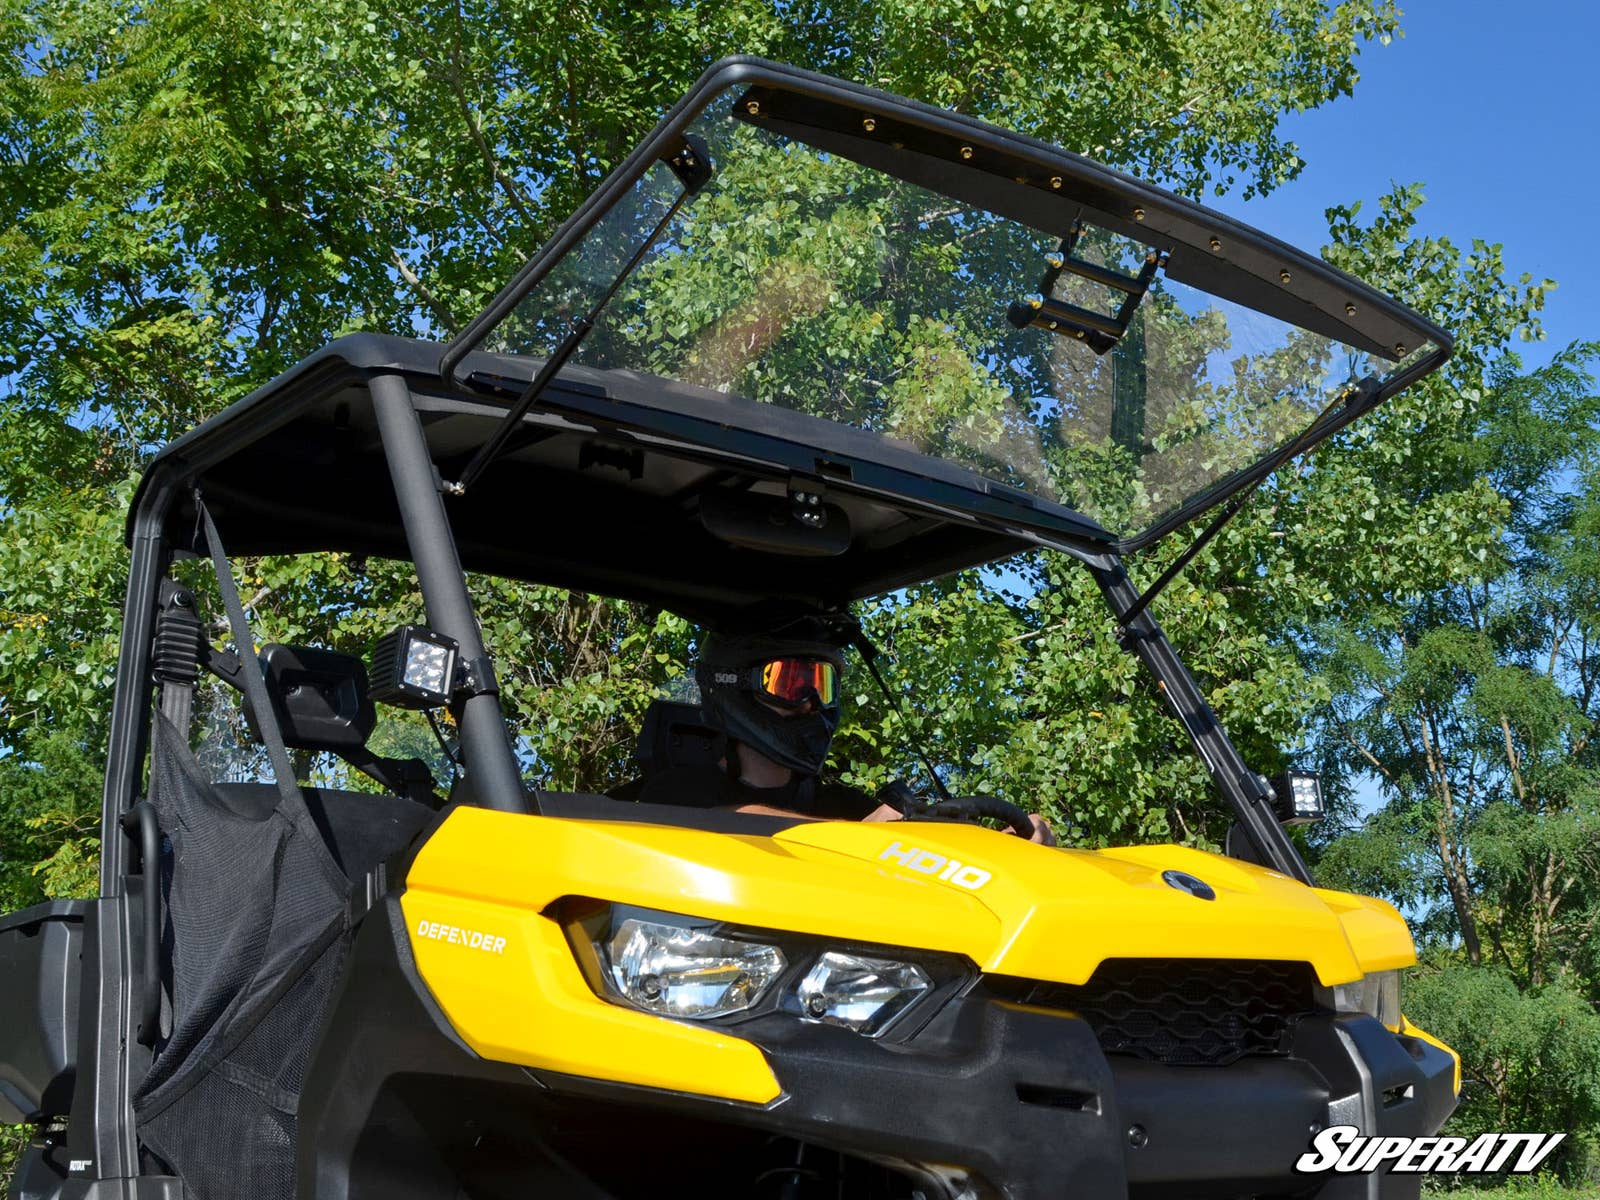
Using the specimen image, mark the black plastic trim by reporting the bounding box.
[0,901,87,1124]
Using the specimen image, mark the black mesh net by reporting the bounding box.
[132,717,358,1200]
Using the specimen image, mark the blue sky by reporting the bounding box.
[1212,0,1598,369]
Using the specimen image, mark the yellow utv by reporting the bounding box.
[0,57,1459,1200]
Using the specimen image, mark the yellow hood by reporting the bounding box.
[407,808,1413,988]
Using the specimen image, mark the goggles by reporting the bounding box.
[754,657,839,709]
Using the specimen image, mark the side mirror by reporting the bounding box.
[250,645,376,752]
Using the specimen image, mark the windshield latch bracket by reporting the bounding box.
[1007,220,1169,355]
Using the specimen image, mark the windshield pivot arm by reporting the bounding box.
[444,135,712,497]
[1006,220,1168,356]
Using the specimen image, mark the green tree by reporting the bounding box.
[1312,343,1600,988]
[1407,966,1600,1180]
[0,0,1410,908]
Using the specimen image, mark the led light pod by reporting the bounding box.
[1272,769,1326,826]
[370,625,459,709]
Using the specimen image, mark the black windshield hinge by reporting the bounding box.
[663,133,712,192]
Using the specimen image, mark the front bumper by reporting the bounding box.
[300,898,1457,1200]
[590,989,1459,1200]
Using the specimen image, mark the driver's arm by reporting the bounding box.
[1019,813,1056,846]
[723,802,822,820]
[736,799,1055,846]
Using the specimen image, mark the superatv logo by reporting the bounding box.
[1295,1127,1565,1175]
[878,842,992,890]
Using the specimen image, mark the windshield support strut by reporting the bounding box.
[1115,492,1245,632]
[1088,556,1314,885]
[445,136,711,497]
[1116,375,1384,628]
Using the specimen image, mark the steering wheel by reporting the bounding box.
[917,794,1037,840]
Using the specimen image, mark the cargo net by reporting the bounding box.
[1017,959,1317,1067]
[132,716,355,1200]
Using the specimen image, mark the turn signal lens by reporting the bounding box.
[1334,969,1402,1030]
[786,951,932,1036]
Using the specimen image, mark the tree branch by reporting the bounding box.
[390,248,461,335]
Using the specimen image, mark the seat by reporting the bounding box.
[633,699,724,778]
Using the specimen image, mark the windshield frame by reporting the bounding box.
[441,56,1452,554]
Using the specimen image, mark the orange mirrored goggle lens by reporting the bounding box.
[759,658,837,707]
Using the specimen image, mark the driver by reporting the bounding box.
[638,606,1054,844]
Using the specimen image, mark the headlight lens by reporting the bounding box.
[564,902,960,1036]
[600,914,785,1019]
[1334,969,1402,1029]
[786,951,932,1036]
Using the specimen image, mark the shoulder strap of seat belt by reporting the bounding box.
[194,490,304,807]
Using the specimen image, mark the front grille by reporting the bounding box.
[1017,959,1317,1066]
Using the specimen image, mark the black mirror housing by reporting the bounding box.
[251,645,376,752]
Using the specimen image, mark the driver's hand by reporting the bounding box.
[1010,813,1056,846]
[862,803,903,823]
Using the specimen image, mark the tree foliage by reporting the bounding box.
[5,0,1597,1186]
[0,0,1410,908]
[1311,344,1600,982]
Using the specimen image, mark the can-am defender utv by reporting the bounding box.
[2,57,1460,1200]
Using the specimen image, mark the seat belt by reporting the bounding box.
[194,490,304,808]
[191,492,439,808]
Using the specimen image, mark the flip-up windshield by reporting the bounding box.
[454,67,1446,546]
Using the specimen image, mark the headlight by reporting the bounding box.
[561,901,963,1037]
[1334,969,1401,1029]
[599,911,786,1019]
[784,951,932,1036]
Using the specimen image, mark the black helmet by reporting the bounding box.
[696,606,855,777]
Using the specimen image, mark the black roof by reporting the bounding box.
[132,335,1107,624]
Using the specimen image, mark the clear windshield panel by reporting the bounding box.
[486,96,1435,535]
